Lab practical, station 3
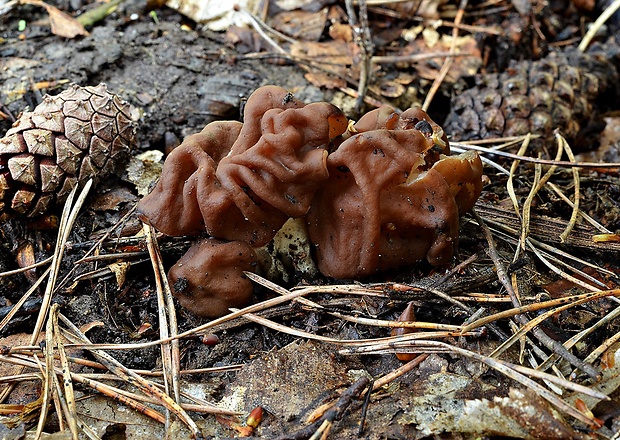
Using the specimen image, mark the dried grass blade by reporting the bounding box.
[52,305,78,439]
[504,360,608,399]
[236,310,474,346]
[547,182,611,234]
[0,266,51,334]
[520,160,542,251]
[328,311,464,332]
[0,256,52,278]
[538,305,620,372]
[582,327,620,366]
[451,141,620,168]
[71,374,166,423]
[461,289,620,333]
[76,417,103,440]
[32,180,92,343]
[506,133,531,218]
[557,135,580,243]
[526,239,601,292]
[527,236,616,278]
[579,0,620,50]
[143,223,180,404]
[58,314,200,437]
[519,136,564,250]
[446,343,601,425]
[51,371,72,433]
[489,290,611,359]
[292,283,385,297]
[246,271,322,309]
[33,305,57,440]
[175,274,318,339]
[1,352,167,425]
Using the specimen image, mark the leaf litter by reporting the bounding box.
[0,0,620,438]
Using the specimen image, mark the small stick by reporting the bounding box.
[472,209,600,379]
[358,379,374,436]
[423,0,468,111]
[451,142,620,168]
[345,0,374,114]
[277,377,370,440]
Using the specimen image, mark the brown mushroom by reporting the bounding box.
[168,238,257,318]
[430,150,483,215]
[137,85,348,246]
[136,121,243,237]
[306,107,481,279]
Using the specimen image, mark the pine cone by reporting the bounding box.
[444,47,619,146]
[0,83,136,219]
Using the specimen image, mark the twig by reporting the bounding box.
[472,209,600,379]
[579,0,620,51]
[345,0,375,113]
[277,377,370,440]
[452,141,620,168]
[423,0,468,111]
[372,354,429,390]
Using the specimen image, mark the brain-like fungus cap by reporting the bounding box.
[305,106,482,279]
[137,85,348,247]
[137,87,484,317]
[168,239,257,318]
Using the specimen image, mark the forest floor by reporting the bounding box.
[0,0,620,439]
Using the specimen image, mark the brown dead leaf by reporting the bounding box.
[21,0,89,38]
[384,0,442,19]
[402,34,482,83]
[91,187,138,212]
[369,80,406,98]
[79,320,105,334]
[109,261,130,288]
[269,8,328,41]
[328,22,353,42]
[303,71,346,89]
[290,40,354,65]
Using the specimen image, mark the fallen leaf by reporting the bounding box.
[21,0,88,38]
[80,320,105,334]
[91,187,138,212]
[124,150,164,197]
[269,8,328,41]
[165,0,261,31]
[304,71,346,89]
[109,261,130,288]
[402,34,482,83]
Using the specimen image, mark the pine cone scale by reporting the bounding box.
[0,83,136,219]
[445,47,619,145]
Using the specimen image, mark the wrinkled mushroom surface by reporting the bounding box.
[138,86,484,317]
[137,121,243,237]
[306,108,482,279]
[168,239,257,318]
[137,85,347,246]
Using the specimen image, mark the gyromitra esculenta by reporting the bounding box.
[138,85,348,246]
[138,86,483,317]
[306,106,482,278]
